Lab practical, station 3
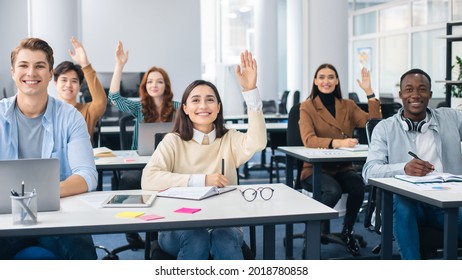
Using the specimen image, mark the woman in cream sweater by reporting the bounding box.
[141,50,267,259]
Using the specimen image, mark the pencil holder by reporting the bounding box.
[11,191,38,225]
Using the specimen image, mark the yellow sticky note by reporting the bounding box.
[116,211,145,218]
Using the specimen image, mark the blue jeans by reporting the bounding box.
[393,194,462,259]
[0,235,97,260]
[158,228,244,260]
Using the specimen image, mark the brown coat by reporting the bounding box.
[299,96,382,180]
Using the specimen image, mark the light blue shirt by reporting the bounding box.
[362,107,462,182]
[0,95,97,192]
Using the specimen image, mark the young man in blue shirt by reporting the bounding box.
[0,38,98,259]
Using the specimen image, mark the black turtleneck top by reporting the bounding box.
[318,92,336,118]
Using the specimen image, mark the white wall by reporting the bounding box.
[80,0,201,101]
[306,0,348,100]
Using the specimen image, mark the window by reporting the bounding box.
[412,0,448,26]
[379,4,410,32]
[201,0,256,83]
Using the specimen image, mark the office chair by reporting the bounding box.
[284,103,366,257]
[363,118,462,259]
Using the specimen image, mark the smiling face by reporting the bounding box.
[182,84,220,133]
[314,67,338,94]
[55,70,81,104]
[11,49,53,97]
[399,73,432,121]
[145,71,166,98]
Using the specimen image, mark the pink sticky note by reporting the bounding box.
[138,214,164,221]
[174,207,201,214]
[124,158,136,163]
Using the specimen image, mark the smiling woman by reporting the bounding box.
[140,50,267,260]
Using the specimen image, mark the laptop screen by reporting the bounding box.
[0,158,60,214]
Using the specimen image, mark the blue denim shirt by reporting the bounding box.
[363,107,462,182]
[0,95,97,192]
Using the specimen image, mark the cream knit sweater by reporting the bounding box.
[141,109,267,190]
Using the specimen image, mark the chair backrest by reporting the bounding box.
[93,118,102,148]
[286,103,304,189]
[365,118,383,144]
[278,90,290,114]
[243,100,278,114]
[349,92,360,103]
[154,132,167,150]
[381,102,402,119]
[119,114,135,150]
[286,90,300,114]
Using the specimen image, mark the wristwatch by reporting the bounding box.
[367,92,376,99]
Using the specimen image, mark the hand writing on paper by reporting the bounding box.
[235,50,257,91]
[332,138,358,149]
[205,174,229,188]
[404,158,435,176]
[68,37,90,68]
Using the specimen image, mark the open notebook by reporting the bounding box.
[157,186,237,200]
[395,173,462,184]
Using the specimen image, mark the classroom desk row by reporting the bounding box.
[0,183,337,260]
[277,146,462,260]
[99,122,288,135]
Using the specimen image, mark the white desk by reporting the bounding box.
[100,123,288,134]
[276,146,368,258]
[225,114,288,123]
[368,177,462,260]
[94,150,151,191]
[0,184,338,260]
[226,122,287,133]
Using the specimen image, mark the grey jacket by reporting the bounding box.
[362,107,462,182]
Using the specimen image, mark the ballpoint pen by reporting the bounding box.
[408,151,421,160]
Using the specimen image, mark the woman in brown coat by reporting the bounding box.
[299,64,382,256]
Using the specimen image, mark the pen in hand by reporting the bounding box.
[408,151,421,160]
[408,151,435,173]
[221,158,225,175]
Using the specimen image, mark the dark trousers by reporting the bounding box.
[301,170,365,230]
[0,235,97,260]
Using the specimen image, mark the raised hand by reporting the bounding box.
[356,67,373,95]
[115,41,129,66]
[68,37,90,68]
[235,50,257,91]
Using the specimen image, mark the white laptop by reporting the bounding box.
[0,158,61,214]
[137,122,173,156]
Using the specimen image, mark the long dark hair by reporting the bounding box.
[308,63,343,100]
[173,80,228,141]
[139,66,174,122]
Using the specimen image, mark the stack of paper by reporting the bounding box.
[93,147,115,157]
